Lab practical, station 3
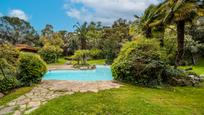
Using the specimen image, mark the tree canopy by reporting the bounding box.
[0,16,39,45]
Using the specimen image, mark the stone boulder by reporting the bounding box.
[187,74,203,86]
[65,61,71,65]
[200,74,204,81]
[79,65,96,70]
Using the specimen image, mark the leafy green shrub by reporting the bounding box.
[38,45,63,64]
[112,39,166,86]
[0,76,19,93]
[16,53,47,86]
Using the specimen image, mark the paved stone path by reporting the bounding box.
[0,80,121,115]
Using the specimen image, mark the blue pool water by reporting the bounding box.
[43,65,113,81]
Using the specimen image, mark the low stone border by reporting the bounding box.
[0,80,122,115]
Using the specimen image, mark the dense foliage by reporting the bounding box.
[16,53,47,86]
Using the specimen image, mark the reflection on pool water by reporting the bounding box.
[43,65,113,81]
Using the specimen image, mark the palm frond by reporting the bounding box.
[174,2,200,21]
[149,19,163,27]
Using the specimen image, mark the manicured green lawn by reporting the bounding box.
[0,86,33,106]
[71,59,105,65]
[49,58,106,65]
[48,57,68,65]
[30,83,204,115]
[56,58,68,64]
[180,58,204,75]
[87,59,106,65]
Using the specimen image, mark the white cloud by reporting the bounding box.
[9,9,28,21]
[67,8,82,20]
[65,0,159,25]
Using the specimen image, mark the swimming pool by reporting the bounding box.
[43,65,113,81]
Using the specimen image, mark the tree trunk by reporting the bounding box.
[191,52,196,65]
[77,59,80,65]
[160,33,164,47]
[81,37,86,50]
[175,20,185,67]
[82,55,86,65]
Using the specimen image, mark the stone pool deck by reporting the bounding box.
[0,80,122,115]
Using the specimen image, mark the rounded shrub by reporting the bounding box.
[112,38,166,86]
[0,76,20,93]
[16,53,47,86]
[38,45,63,64]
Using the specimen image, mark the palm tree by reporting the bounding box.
[158,0,204,66]
[73,22,89,50]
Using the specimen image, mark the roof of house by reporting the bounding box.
[15,44,38,53]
